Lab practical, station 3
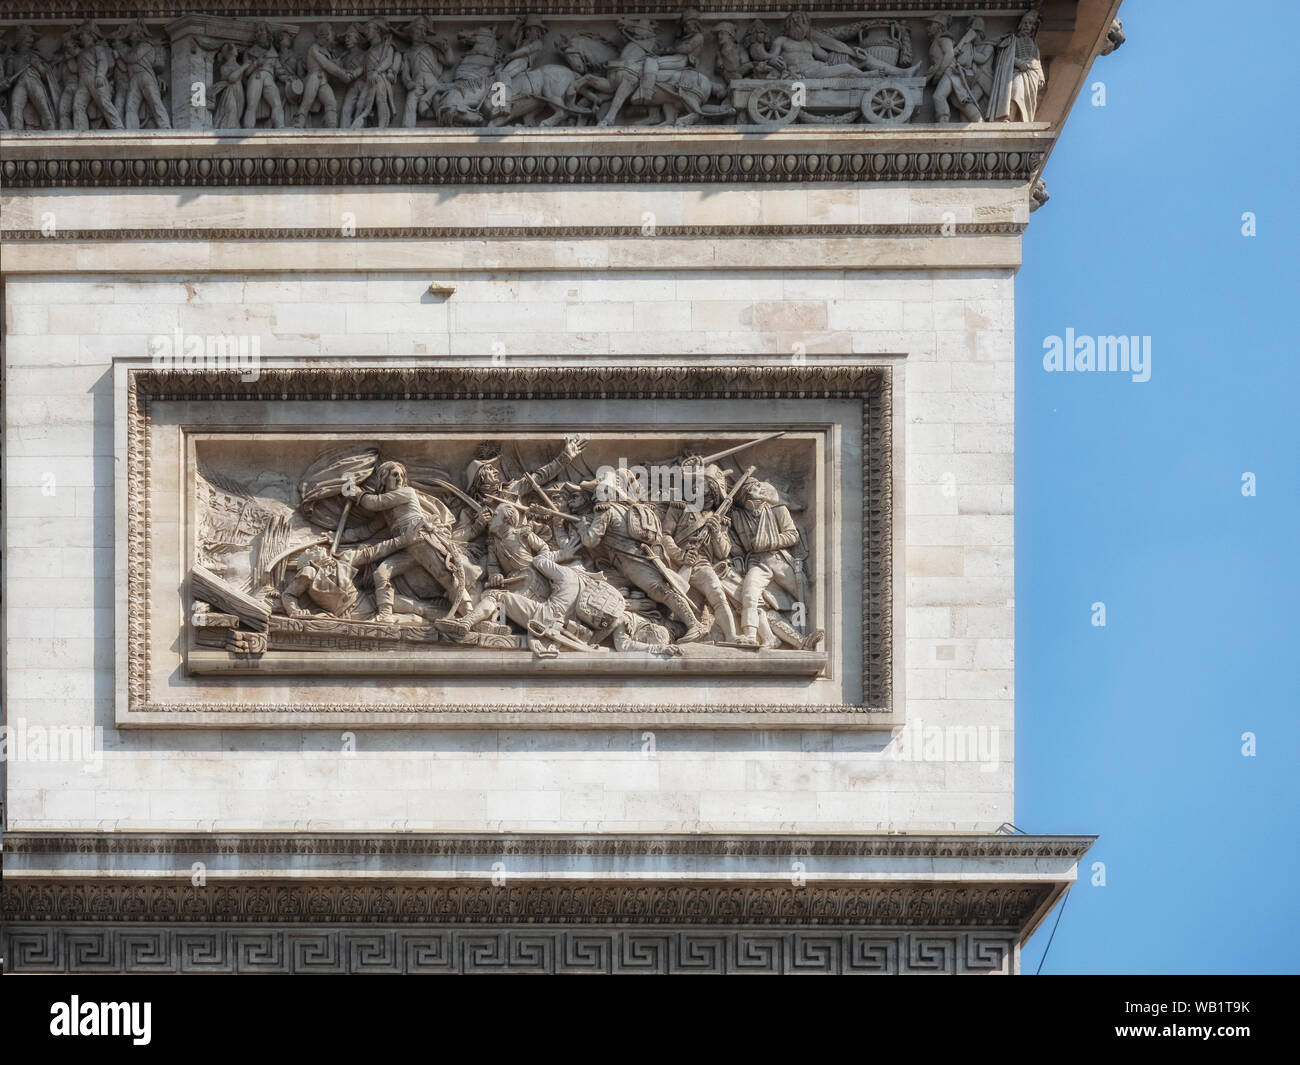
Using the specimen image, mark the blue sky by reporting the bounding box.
[1015,1,1299,974]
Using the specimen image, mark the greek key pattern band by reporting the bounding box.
[4,926,1016,974]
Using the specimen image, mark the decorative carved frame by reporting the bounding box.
[122,362,896,727]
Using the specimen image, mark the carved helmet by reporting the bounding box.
[511,15,548,46]
[465,455,503,494]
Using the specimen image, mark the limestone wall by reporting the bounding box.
[1,181,1017,832]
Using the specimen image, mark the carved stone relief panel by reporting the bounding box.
[120,365,894,727]
[187,429,829,673]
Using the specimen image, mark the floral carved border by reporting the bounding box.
[126,363,894,722]
[1,879,1050,928]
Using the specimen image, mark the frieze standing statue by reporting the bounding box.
[988,8,1046,122]
[8,24,58,130]
[242,22,285,129]
[119,20,170,130]
[296,23,353,128]
[399,16,450,128]
[71,21,124,130]
[209,43,249,130]
[927,14,983,123]
[954,17,999,120]
[350,19,400,129]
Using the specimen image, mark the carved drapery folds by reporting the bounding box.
[0,7,1049,133]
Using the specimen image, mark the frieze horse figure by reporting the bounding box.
[485,63,595,127]
[588,17,731,127]
[430,21,594,128]
[436,25,501,125]
[555,31,621,122]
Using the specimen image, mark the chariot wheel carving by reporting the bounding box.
[747,84,799,127]
[861,81,915,126]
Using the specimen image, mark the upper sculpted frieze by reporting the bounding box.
[0,7,1049,132]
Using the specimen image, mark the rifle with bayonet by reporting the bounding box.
[676,464,755,575]
[486,492,583,524]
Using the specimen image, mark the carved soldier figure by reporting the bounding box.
[438,26,501,125]
[715,559,823,650]
[928,14,983,123]
[501,15,547,81]
[337,24,368,129]
[729,478,803,647]
[0,38,9,130]
[954,17,998,117]
[442,549,680,657]
[598,16,722,127]
[339,460,481,621]
[242,22,285,129]
[296,23,353,128]
[71,21,123,130]
[481,501,551,596]
[576,467,708,643]
[648,6,706,103]
[711,22,753,83]
[350,19,401,129]
[8,24,58,130]
[461,437,588,522]
[109,32,132,126]
[661,462,741,643]
[273,28,304,115]
[399,16,449,127]
[120,20,170,130]
[627,11,702,107]
[52,29,82,129]
[280,543,439,622]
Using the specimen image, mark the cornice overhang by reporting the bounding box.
[2,832,1095,943]
[3,831,1098,868]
